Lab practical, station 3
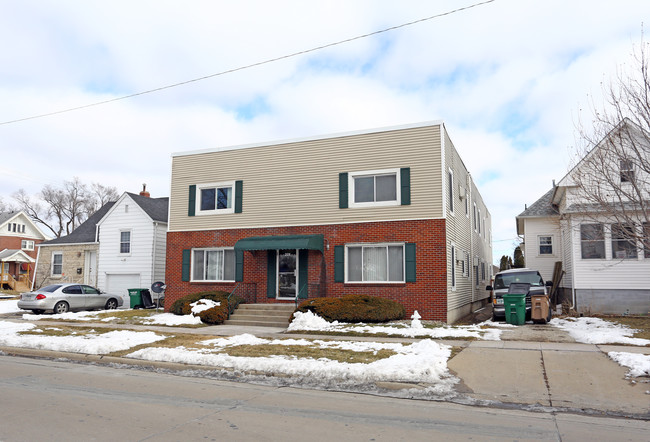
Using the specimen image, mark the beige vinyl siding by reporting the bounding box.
[443,128,492,320]
[170,124,444,231]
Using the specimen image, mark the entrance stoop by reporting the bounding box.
[224,303,296,327]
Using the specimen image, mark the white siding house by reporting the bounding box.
[517,120,650,315]
[96,192,168,307]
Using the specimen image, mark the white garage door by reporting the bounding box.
[106,274,141,309]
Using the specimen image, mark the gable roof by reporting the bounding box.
[516,188,559,235]
[0,249,35,263]
[0,210,49,241]
[125,193,169,223]
[39,202,115,246]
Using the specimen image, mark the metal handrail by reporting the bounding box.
[294,285,308,308]
[227,283,240,319]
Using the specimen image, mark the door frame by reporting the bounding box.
[276,249,298,300]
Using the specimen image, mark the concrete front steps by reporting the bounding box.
[224,303,296,327]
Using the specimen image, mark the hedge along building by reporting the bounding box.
[166,121,493,323]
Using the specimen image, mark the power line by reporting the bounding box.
[0,0,495,126]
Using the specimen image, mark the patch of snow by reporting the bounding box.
[551,317,650,346]
[190,299,221,315]
[288,311,503,340]
[23,309,117,322]
[0,300,20,314]
[127,334,457,390]
[0,321,165,354]
[608,352,650,378]
[142,313,203,326]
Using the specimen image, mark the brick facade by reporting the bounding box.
[0,236,42,287]
[166,219,449,321]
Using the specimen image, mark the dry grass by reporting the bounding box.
[603,316,650,340]
[221,344,396,363]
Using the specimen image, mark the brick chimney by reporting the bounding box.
[139,183,150,198]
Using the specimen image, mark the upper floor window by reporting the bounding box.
[52,252,63,276]
[192,248,235,281]
[450,244,456,289]
[580,223,605,259]
[346,243,404,282]
[620,159,635,183]
[199,182,234,214]
[21,240,34,251]
[538,236,553,255]
[448,169,454,214]
[643,222,650,259]
[611,223,637,260]
[120,231,131,254]
[349,169,400,208]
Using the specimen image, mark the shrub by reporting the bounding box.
[169,290,243,325]
[294,295,405,323]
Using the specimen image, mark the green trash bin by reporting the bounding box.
[128,288,144,309]
[502,293,526,325]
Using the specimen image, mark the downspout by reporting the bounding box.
[151,221,158,286]
[31,246,41,290]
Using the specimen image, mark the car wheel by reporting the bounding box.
[105,299,118,310]
[53,301,69,314]
[31,309,44,315]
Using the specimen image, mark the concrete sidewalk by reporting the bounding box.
[1,315,648,419]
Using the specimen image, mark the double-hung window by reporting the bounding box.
[120,231,131,254]
[198,182,234,214]
[611,223,637,259]
[346,243,404,282]
[192,248,236,281]
[349,169,400,207]
[620,159,635,183]
[580,224,605,259]
[538,236,553,255]
[448,169,454,214]
[52,252,63,276]
[21,240,34,251]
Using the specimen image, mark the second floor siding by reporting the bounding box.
[169,123,445,232]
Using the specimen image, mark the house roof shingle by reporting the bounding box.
[125,193,168,223]
[517,188,558,218]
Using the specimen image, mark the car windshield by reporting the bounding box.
[493,272,543,290]
[39,284,63,292]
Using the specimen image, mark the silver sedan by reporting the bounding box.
[17,283,124,314]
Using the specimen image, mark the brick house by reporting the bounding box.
[0,211,48,291]
[166,121,492,323]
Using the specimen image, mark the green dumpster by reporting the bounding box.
[502,293,526,325]
[128,288,144,309]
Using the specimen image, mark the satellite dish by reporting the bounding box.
[151,281,166,293]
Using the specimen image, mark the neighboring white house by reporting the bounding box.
[517,120,650,315]
[96,191,168,307]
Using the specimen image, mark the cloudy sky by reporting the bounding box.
[1,0,648,262]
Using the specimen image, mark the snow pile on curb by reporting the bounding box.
[608,352,650,378]
[0,320,166,354]
[127,333,458,389]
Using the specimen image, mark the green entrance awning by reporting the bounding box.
[234,234,324,252]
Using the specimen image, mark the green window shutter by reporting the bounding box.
[235,249,244,282]
[266,250,276,298]
[334,245,345,283]
[181,249,191,282]
[405,243,416,282]
[235,180,243,213]
[400,168,411,205]
[339,172,348,209]
[298,250,309,299]
[188,185,196,216]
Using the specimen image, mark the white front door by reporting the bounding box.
[84,251,97,286]
[277,249,297,299]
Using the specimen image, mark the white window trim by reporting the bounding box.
[448,168,455,216]
[195,181,236,215]
[190,247,236,282]
[348,168,401,208]
[119,229,132,255]
[344,242,405,283]
[450,243,456,291]
[21,240,35,251]
[51,251,63,277]
[538,235,554,256]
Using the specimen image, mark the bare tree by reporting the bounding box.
[0,196,15,213]
[572,37,650,254]
[13,178,119,238]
